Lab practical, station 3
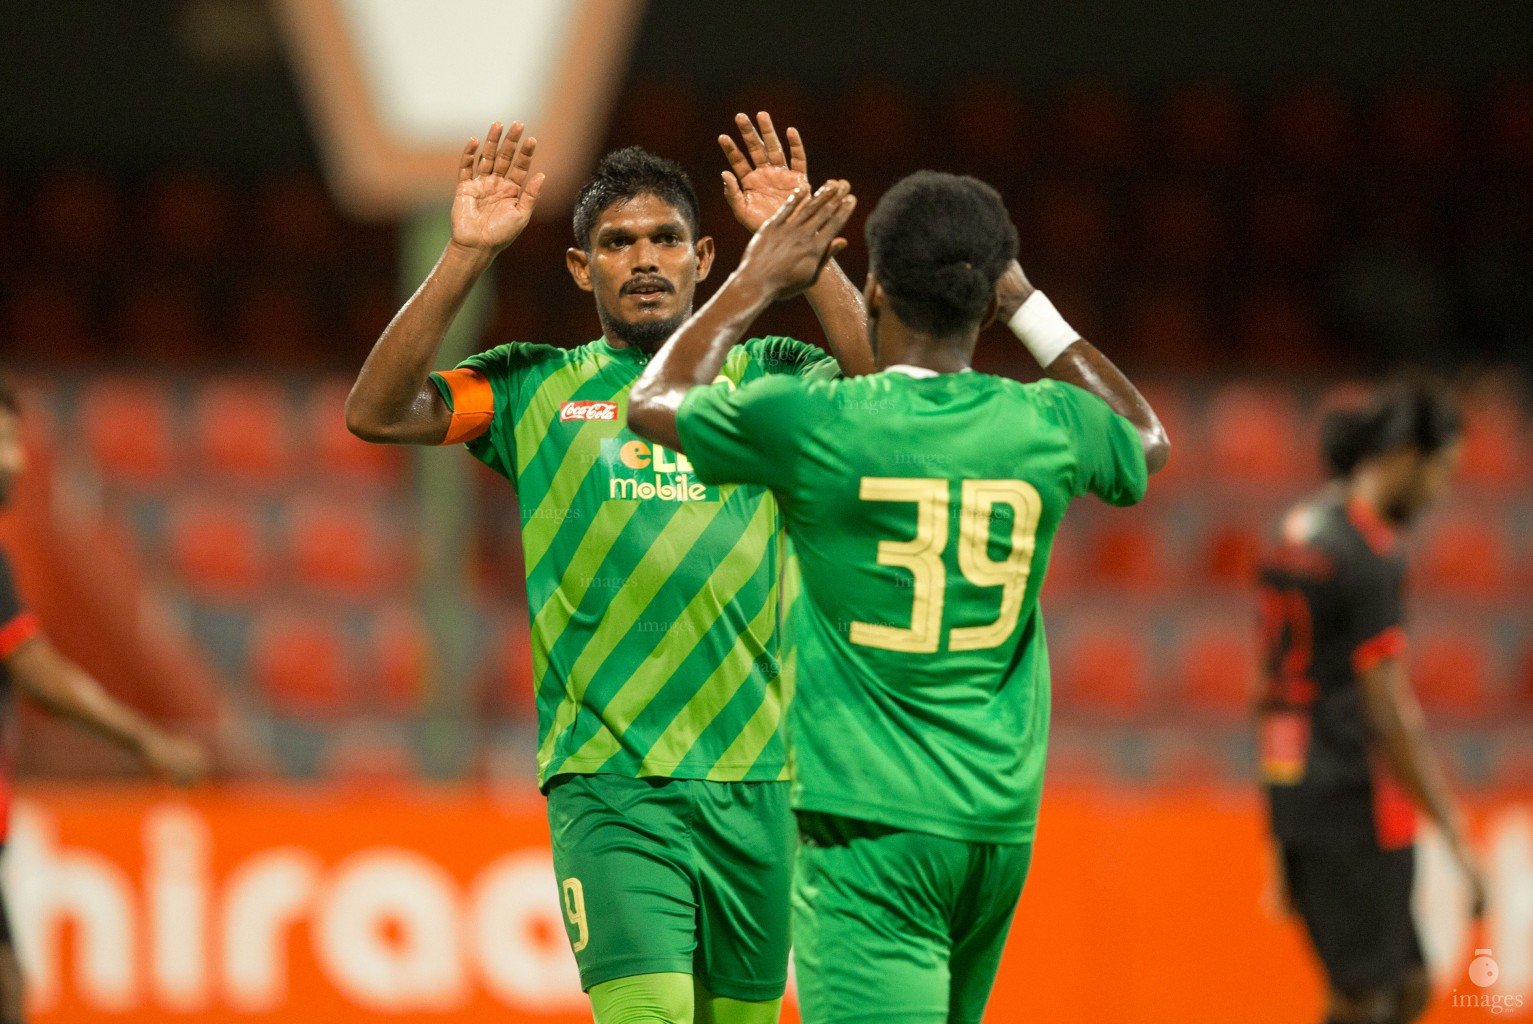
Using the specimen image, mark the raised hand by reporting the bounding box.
[738,181,857,302]
[720,112,811,233]
[994,260,1038,322]
[451,121,545,254]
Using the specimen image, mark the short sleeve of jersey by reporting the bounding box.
[743,335,840,381]
[0,550,40,658]
[676,374,812,491]
[429,343,551,481]
[1035,379,1148,507]
[1341,552,1406,673]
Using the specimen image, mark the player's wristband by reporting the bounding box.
[1007,291,1080,368]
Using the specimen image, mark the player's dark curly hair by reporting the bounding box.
[865,171,1018,337]
[1321,381,1463,477]
[572,146,701,251]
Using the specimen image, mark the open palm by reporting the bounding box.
[452,120,544,253]
[720,111,810,233]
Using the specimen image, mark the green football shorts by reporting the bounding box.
[546,773,793,1001]
[792,811,1033,1024]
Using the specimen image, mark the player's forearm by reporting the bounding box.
[345,241,493,444]
[12,642,162,758]
[803,259,873,377]
[629,269,774,450]
[1044,340,1171,474]
[1361,663,1463,838]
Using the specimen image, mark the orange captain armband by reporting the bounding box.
[434,368,495,445]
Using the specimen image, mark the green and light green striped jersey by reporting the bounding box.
[431,335,836,787]
[676,367,1148,843]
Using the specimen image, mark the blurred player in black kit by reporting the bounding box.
[1257,380,1487,1024]
[0,378,209,1023]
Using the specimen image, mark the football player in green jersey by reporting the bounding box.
[345,114,869,1024]
[630,173,1169,1024]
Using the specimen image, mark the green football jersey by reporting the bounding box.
[432,335,837,787]
[676,367,1148,843]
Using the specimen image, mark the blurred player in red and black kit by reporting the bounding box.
[1257,381,1486,1024]
[0,380,208,1023]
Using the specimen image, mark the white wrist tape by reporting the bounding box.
[1007,291,1080,368]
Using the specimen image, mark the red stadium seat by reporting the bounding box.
[1235,286,1330,373]
[248,609,353,717]
[1457,401,1523,489]
[1135,183,1226,268]
[304,380,407,486]
[1039,529,1083,600]
[1133,383,1198,488]
[257,174,341,263]
[1203,524,1262,588]
[32,172,117,261]
[839,81,929,174]
[1055,628,1151,718]
[1410,632,1491,717]
[117,277,209,366]
[1372,84,1457,168]
[145,173,230,258]
[192,379,294,484]
[76,378,177,484]
[1031,180,1113,272]
[1483,79,1533,168]
[486,613,536,720]
[1175,625,1260,718]
[1205,384,1306,486]
[947,80,1029,172]
[1416,516,1506,597]
[5,277,98,365]
[232,279,320,366]
[324,732,418,785]
[166,499,268,598]
[284,498,403,597]
[369,605,429,714]
[1262,83,1355,168]
[1054,83,1137,166]
[1159,84,1244,166]
[1120,287,1213,371]
[1248,183,1329,269]
[1088,523,1172,592]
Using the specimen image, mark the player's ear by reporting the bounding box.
[863,273,883,312]
[566,247,594,293]
[693,235,716,282]
[980,293,1001,330]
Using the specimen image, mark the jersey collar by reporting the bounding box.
[596,336,652,366]
[883,364,973,378]
[1345,496,1399,556]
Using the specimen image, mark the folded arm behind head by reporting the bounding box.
[995,261,1170,475]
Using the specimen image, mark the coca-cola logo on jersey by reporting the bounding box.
[560,401,618,422]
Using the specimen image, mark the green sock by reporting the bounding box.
[695,986,783,1024]
[589,973,694,1024]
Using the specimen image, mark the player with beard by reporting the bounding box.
[1258,382,1487,1024]
[345,115,868,1024]
[0,379,208,1024]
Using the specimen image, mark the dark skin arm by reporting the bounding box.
[8,637,208,785]
[345,121,543,444]
[1359,655,1488,916]
[630,182,857,450]
[994,262,1171,475]
[719,112,872,377]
